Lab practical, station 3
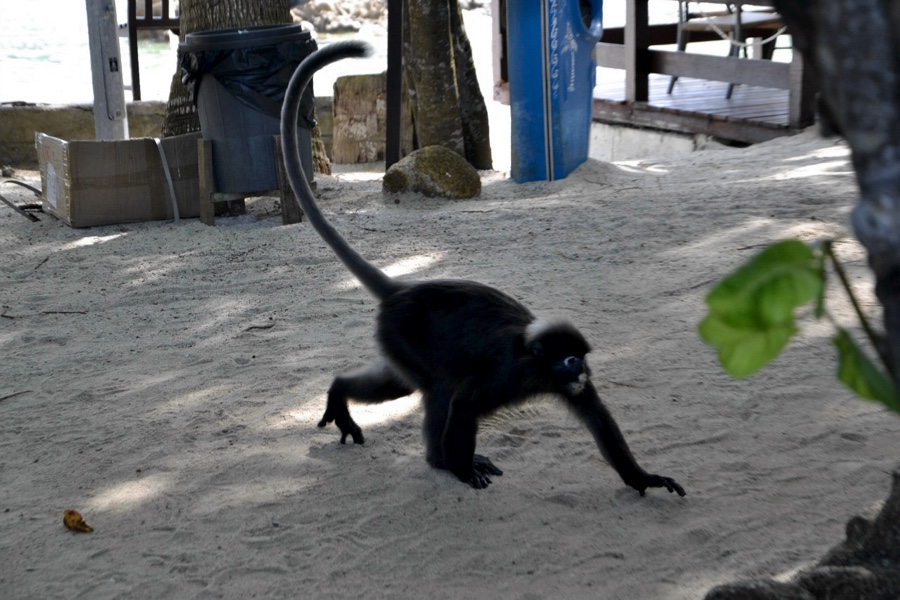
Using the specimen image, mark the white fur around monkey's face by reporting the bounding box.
[566,372,589,395]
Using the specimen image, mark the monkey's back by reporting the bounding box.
[376,280,534,386]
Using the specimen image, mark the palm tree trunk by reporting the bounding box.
[403,0,493,170]
[774,0,900,383]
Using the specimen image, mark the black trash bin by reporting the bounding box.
[180,24,318,194]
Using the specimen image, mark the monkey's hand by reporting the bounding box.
[458,455,503,490]
[318,407,365,445]
[636,473,686,497]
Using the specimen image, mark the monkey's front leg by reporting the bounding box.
[450,452,503,490]
[472,454,503,485]
[567,381,686,497]
[442,401,502,489]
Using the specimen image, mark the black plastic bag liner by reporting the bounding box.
[179,24,318,128]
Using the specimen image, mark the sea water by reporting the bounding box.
[0,0,389,105]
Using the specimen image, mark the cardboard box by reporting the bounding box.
[35,132,201,227]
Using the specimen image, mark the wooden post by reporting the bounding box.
[85,0,129,140]
[273,136,303,225]
[788,51,816,129]
[198,138,216,226]
[625,0,650,103]
[385,0,403,169]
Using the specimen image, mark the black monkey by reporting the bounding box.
[280,42,685,496]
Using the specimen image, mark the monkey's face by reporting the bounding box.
[524,320,593,394]
[551,355,590,394]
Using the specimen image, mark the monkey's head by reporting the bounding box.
[524,320,592,394]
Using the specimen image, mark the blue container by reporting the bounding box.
[507,0,603,182]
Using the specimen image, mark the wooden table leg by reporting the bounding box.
[198,138,216,226]
[273,135,302,225]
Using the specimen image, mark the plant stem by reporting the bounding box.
[825,242,893,373]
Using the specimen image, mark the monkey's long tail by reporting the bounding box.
[281,41,401,300]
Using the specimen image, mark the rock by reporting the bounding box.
[382,146,481,199]
[291,0,386,33]
[332,74,387,164]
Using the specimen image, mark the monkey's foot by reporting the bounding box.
[474,454,503,477]
[462,455,503,490]
[318,408,364,445]
[638,473,686,497]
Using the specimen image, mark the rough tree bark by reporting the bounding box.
[774,0,900,382]
[704,2,900,598]
[403,0,493,170]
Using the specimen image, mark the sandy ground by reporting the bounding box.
[2,125,899,599]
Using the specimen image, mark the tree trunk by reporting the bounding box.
[703,4,900,596]
[403,0,493,170]
[160,0,291,137]
[772,0,900,383]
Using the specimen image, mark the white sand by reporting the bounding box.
[1,127,899,599]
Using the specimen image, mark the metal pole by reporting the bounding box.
[385,0,403,168]
[85,0,129,140]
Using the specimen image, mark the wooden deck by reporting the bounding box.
[590,2,817,145]
[592,67,798,144]
[487,0,815,147]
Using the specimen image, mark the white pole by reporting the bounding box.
[85,0,129,140]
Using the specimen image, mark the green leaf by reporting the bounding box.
[701,240,825,379]
[706,240,823,326]
[699,312,796,378]
[833,329,900,413]
[755,268,823,324]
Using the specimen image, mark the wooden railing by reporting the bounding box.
[596,0,815,129]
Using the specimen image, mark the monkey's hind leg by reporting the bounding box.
[319,361,415,445]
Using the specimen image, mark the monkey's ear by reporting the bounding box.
[516,332,542,357]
